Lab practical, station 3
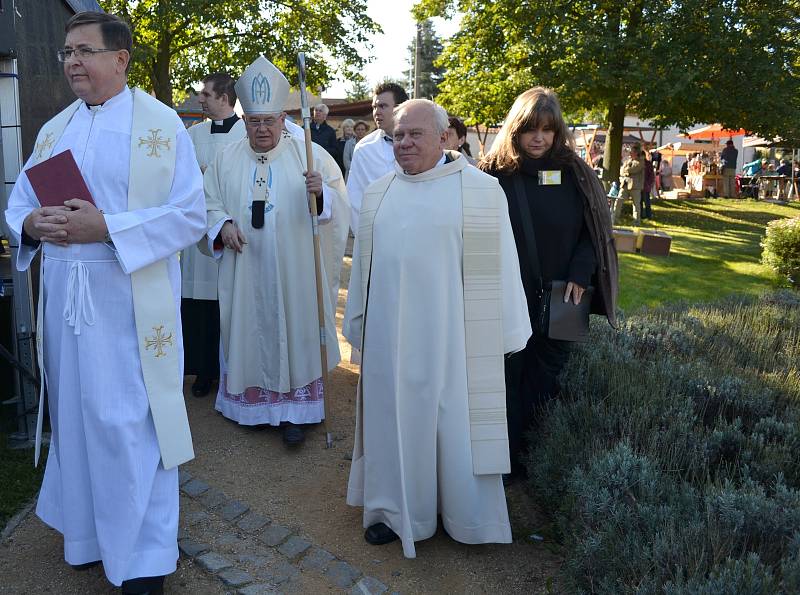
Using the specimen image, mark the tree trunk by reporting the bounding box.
[151,48,173,106]
[602,103,626,191]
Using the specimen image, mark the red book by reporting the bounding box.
[25,149,95,207]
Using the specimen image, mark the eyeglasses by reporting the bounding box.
[57,47,118,62]
[245,117,279,129]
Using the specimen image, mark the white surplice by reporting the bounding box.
[345,128,395,233]
[204,136,342,425]
[343,156,531,558]
[181,118,245,300]
[3,88,205,585]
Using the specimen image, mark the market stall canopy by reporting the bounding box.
[574,132,644,147]
[680,124,747,141]
[742,136,799,149]
[656,141,721,156]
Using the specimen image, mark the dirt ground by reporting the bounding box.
[0,254,563,594]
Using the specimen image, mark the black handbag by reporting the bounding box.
[511,175,594,342]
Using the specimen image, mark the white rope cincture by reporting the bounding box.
[63,260,95,335]
[45,255,115,335]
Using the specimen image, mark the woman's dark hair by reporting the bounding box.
[480,87,576,173]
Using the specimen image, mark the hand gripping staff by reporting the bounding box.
[297,52,333,448]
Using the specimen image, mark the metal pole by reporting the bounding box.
[413,21,422,99]
[0,57,38,448]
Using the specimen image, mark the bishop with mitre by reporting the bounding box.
[202,56,343,446]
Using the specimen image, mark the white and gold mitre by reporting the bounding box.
[235,55,290,114]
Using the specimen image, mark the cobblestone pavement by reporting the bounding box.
[177,469,390,595]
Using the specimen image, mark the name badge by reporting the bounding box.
[539,170,562,185]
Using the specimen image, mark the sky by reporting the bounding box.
[325,1,461,98]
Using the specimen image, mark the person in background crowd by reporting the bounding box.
[337,118,356,176]
[742,157,765,177]
[479,87,618,481]
[444,116,476,165]
[614,144,645,224]
[346,82,409,233]
[651,150,662,198]
[720,140,739,198]
[310,103,339,161]
[659,158,673,192]
[641,149,654,219]
[680,158,689,185]
[182,72,245,398]
[343,120,370,180]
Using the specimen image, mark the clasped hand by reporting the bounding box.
[23,199,108,246]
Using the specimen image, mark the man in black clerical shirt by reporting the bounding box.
[182,73,246,397]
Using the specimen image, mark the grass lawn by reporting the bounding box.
[0,434,44,527]
[614,198,800,311]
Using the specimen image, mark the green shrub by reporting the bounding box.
[526,291,800,593]
[762,217,800,287]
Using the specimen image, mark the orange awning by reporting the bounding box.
[680,124,747,140]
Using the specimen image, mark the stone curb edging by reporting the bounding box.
[178,469,393,595]
[0,497,37,544]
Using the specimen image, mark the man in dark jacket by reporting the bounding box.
[311,103,340,163]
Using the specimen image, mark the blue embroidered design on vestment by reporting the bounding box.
[251,73,271,104]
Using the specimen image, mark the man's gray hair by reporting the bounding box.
[313,103,329,115]
[394,99,449,134]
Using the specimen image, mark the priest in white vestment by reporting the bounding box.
[202,57,342,445]
[181,72,245,397]
[346,81,409,234]
[3,12,204,593]
[344,99,531,558]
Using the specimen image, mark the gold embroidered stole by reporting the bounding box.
[357,159,509,475]
[30,89,193,469]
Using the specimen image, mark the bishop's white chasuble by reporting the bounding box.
[3,87,206,585]
[204,135,342,425]
[343,153,531,558]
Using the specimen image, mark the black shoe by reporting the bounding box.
[121,575,165,595]
[282,423,305,446]
[364,522,399,545]
[191,376,212,397]
[71,560,101,571]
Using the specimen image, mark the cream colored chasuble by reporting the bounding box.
[349,153,531,475]
[29,89,193,469]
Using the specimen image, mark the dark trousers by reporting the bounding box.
[180,298,220,380]
[641,190,652,219]
[504,335,572,475]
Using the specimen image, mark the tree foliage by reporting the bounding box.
[100,0,381,106]
[414,0,800,182]
[345,77,371,102]
[404,19,445,99]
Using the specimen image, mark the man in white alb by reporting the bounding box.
[344,99,531,558]
[202,56,343,445]
[4,12,204,594]
[182,72,245,397]
[345,81,408,234]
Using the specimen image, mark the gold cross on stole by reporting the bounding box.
[35,133,55,160]
[145,325,174,358]
[138,129,171,158]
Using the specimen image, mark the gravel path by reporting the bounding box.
[0,255,562,593]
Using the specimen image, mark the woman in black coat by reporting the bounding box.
[480,87,618,479]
